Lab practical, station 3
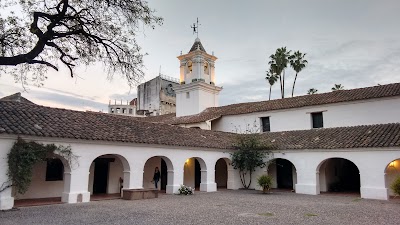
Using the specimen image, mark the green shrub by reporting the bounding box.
[390,176,400,196]
[257,175,273,193]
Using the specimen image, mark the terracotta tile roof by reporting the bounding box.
[0,93,35,104]
[0,101,399,150]
[259,123,400,149]
[0,101,236,149]
[140,82,400,125]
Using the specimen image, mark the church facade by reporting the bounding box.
[0,39,400,210]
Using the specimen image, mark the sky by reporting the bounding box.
[1,0,400,111]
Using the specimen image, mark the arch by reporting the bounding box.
[183,157,207,190]
[13,152,72,202]
[384,158,400,197]
[143,156,174,191]
[215,158,232,190]
[316,157,360,194]
[267,158,297,190]
[88,154,130,197]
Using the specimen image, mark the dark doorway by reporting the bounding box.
[215,159,228,188]
[160,158,168,191]
[195,159,201,188]
[93,159,110,194]
[276,159,294,189]
[325,158,360,192]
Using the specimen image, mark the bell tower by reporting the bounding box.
[174,38,222,117]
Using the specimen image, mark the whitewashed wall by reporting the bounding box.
[1,136,399,211]
[212,97,400,133]
[0,136,234,210]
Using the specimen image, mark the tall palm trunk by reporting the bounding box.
[292,72,298,97]
[269,85,272,100]
[282,70,285,98]
[279,73,283,98]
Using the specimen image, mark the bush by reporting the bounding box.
[257,175,273,193]
[390,176,400,196]
[178,185,194,195]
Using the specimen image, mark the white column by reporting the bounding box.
[0,181,13,210]
[167,168,183,194]
[62,166,91,203]
[123,167,144,189]
[295,168,318,195]
[200,169,217,192]
[360,168,388,200]
[0,145,13,210]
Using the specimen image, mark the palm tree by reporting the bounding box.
[269,47,291,98]
[289,51,308,97]
[331,84,344,91]
[266,67,278,100]
[307,88,318,95]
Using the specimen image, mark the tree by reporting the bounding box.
[307,88,318,94]
[268,47,291,98]
[332,84,344,91]
[230,134,272,189]
[289,51,308,97]
[265,67,278,100]
[0,0,163,87]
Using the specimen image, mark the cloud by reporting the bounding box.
[109,92,137,102]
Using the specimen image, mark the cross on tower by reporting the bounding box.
[191,18,200,38]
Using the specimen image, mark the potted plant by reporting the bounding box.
[257,175,273,194]
[178,185,194,195]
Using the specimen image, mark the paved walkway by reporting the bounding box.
[1,190,399,225]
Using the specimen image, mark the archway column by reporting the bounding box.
[122,162,144,190]
[360,165,388,200]
[0,168,13,210]
[62,166,91,203]
[295,167,318,195]
[167,168,183,194]
[200,169,217,192]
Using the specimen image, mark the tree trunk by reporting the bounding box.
[279,74,283,99]
[292,72,298,97]
[282,70,285,98]
[246,171,252,189]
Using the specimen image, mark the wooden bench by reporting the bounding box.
[122,189,159,200]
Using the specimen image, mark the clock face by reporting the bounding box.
[204,61,209,74]
[187,61,193,73]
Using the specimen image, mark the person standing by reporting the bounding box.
[153,167,161,189]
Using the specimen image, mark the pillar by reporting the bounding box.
[0,148,13,210]
[200,169,217,192]
[167,168,183,194]
[360,168,388,200]
[62,167,91,203]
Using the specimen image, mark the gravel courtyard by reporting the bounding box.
[1,190,399,225]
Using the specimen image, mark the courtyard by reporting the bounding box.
[1,190,399,225]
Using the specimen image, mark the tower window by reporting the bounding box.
[261,117,271,132]
[186,92,190,99]
[311,112,324,128]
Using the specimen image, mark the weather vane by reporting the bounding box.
[191,18,200,38]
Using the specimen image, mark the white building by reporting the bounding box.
[108,98,142,117]
[136,75,179,116]
[0,38,399,211]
